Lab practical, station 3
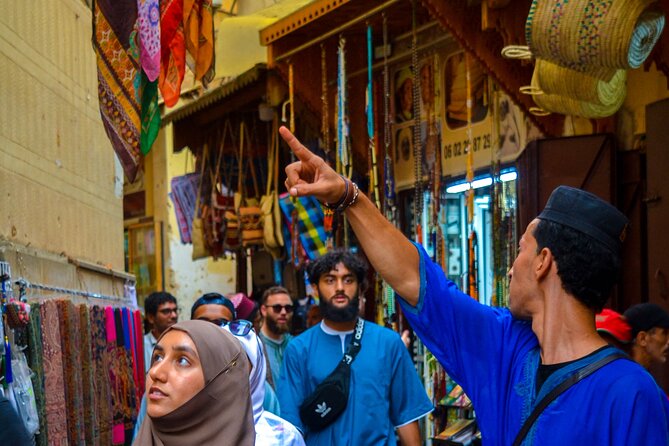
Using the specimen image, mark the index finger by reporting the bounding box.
[279,126,319,165]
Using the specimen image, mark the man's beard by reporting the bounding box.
[320,292,360,322]
[265,316,290,335]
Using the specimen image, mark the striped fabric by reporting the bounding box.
[170,172,200,243]
[279,193,328,260]
[92,0,142,182]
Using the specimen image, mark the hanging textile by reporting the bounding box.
[106,306,125,445]
[40,300,69,445]
[183,0,215,83]
[137,0,160,81]
[92,0,142,182]
[140,72,160,155]
[91,305,113,445]
[27,302,48,446]
[79,304,97,446]
[170,172,200,244]
[133,309,146,401]
[160,0,186,107]
[57,299,85,445]
[279,193,328,261]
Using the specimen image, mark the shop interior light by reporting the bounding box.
[499,171,518,182]
[445,169,517,194]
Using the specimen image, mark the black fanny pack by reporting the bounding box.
[299,318,364,432]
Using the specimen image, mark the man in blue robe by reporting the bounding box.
[277,250,433,445]
[279,126,669,445]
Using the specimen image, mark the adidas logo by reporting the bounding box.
[315,402,332,418]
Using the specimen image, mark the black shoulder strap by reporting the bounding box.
[341,318,365,366]
[512,351,629,446]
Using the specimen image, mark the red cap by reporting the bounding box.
[596,309,632,343]
[228,293,257,320]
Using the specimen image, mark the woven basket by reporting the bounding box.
[528,68,626,118]
[526,0,665,74]
[535,59,626,106]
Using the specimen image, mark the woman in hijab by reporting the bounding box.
[133,320,255,446]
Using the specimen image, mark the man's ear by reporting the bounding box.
[535,247,553,280]
[636,331,649,347]
[146,313,155,325]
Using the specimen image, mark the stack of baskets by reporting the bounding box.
[516,0,665,118]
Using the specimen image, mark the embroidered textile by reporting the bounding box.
[91,305,113,445]
[170,172,200,243]
[93,0,142,182]
[40,300,68,446]
[137,0,160,81]
[27,302,49,446]
[57,299,85,445]
[79,304,97,446]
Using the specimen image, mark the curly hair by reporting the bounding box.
[307,249,368,290]
[533,219,621,312]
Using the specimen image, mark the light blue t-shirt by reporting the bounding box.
[399,242,669,445]
[277,320,433,446]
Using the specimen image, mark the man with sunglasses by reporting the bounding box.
[259,286,295,383]
[143,291,179,373]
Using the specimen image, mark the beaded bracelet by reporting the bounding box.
[322,177,360,212]
[323,175,349,210]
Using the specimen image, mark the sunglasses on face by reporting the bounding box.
[198,317,253,336]
[263,304,294,314]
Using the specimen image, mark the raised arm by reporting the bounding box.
[280,126,420,305]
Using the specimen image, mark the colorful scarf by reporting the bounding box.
[140,72,160,155]
[106,306,125,445]
[57,299,85,445]
[40,300,68,445]
[279,193,328,260]
[92,0,142,182]
[79,304,97,446]
[27,302,49,446]
[137,0,160,81]
[134,309,146,398]
[183,0,215,83]
[160,0,186,107]
[91,305,112,445]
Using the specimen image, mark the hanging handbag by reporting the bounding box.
[260,116,285,258]
[210,120,236,250]
[191,143,209,260]
[236,121,264,247]
[299,318,364,431]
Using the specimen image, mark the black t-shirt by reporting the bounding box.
[535,345,610,393]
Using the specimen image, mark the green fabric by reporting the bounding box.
[140,72,160,155]
[27,302,48,446]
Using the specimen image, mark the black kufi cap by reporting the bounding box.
[624,303,669,337]
[537,186,628,253]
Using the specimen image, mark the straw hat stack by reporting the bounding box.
[517,0,665,118]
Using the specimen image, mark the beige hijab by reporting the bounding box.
[133,320,255,446]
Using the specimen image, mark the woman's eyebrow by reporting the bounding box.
[172,344,199,358]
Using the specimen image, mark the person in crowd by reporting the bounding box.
[143,292,179,373]
[305,304,322,328]
[191,292,236,323]
[133,320,255,446]
[277,249,433,445]
[233,317,305,445]
[279,125,669,444]
[259,286,295,383]
[624,303,669,371]
[0,394,32,446]
[595,308,632,351]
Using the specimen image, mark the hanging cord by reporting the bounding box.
[366,24,381,209]
[337,36,351,179]
[501,45,532,60]
[382,13,396,222]
[411,0,423,243]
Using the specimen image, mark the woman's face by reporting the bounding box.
[146,330,205,418]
